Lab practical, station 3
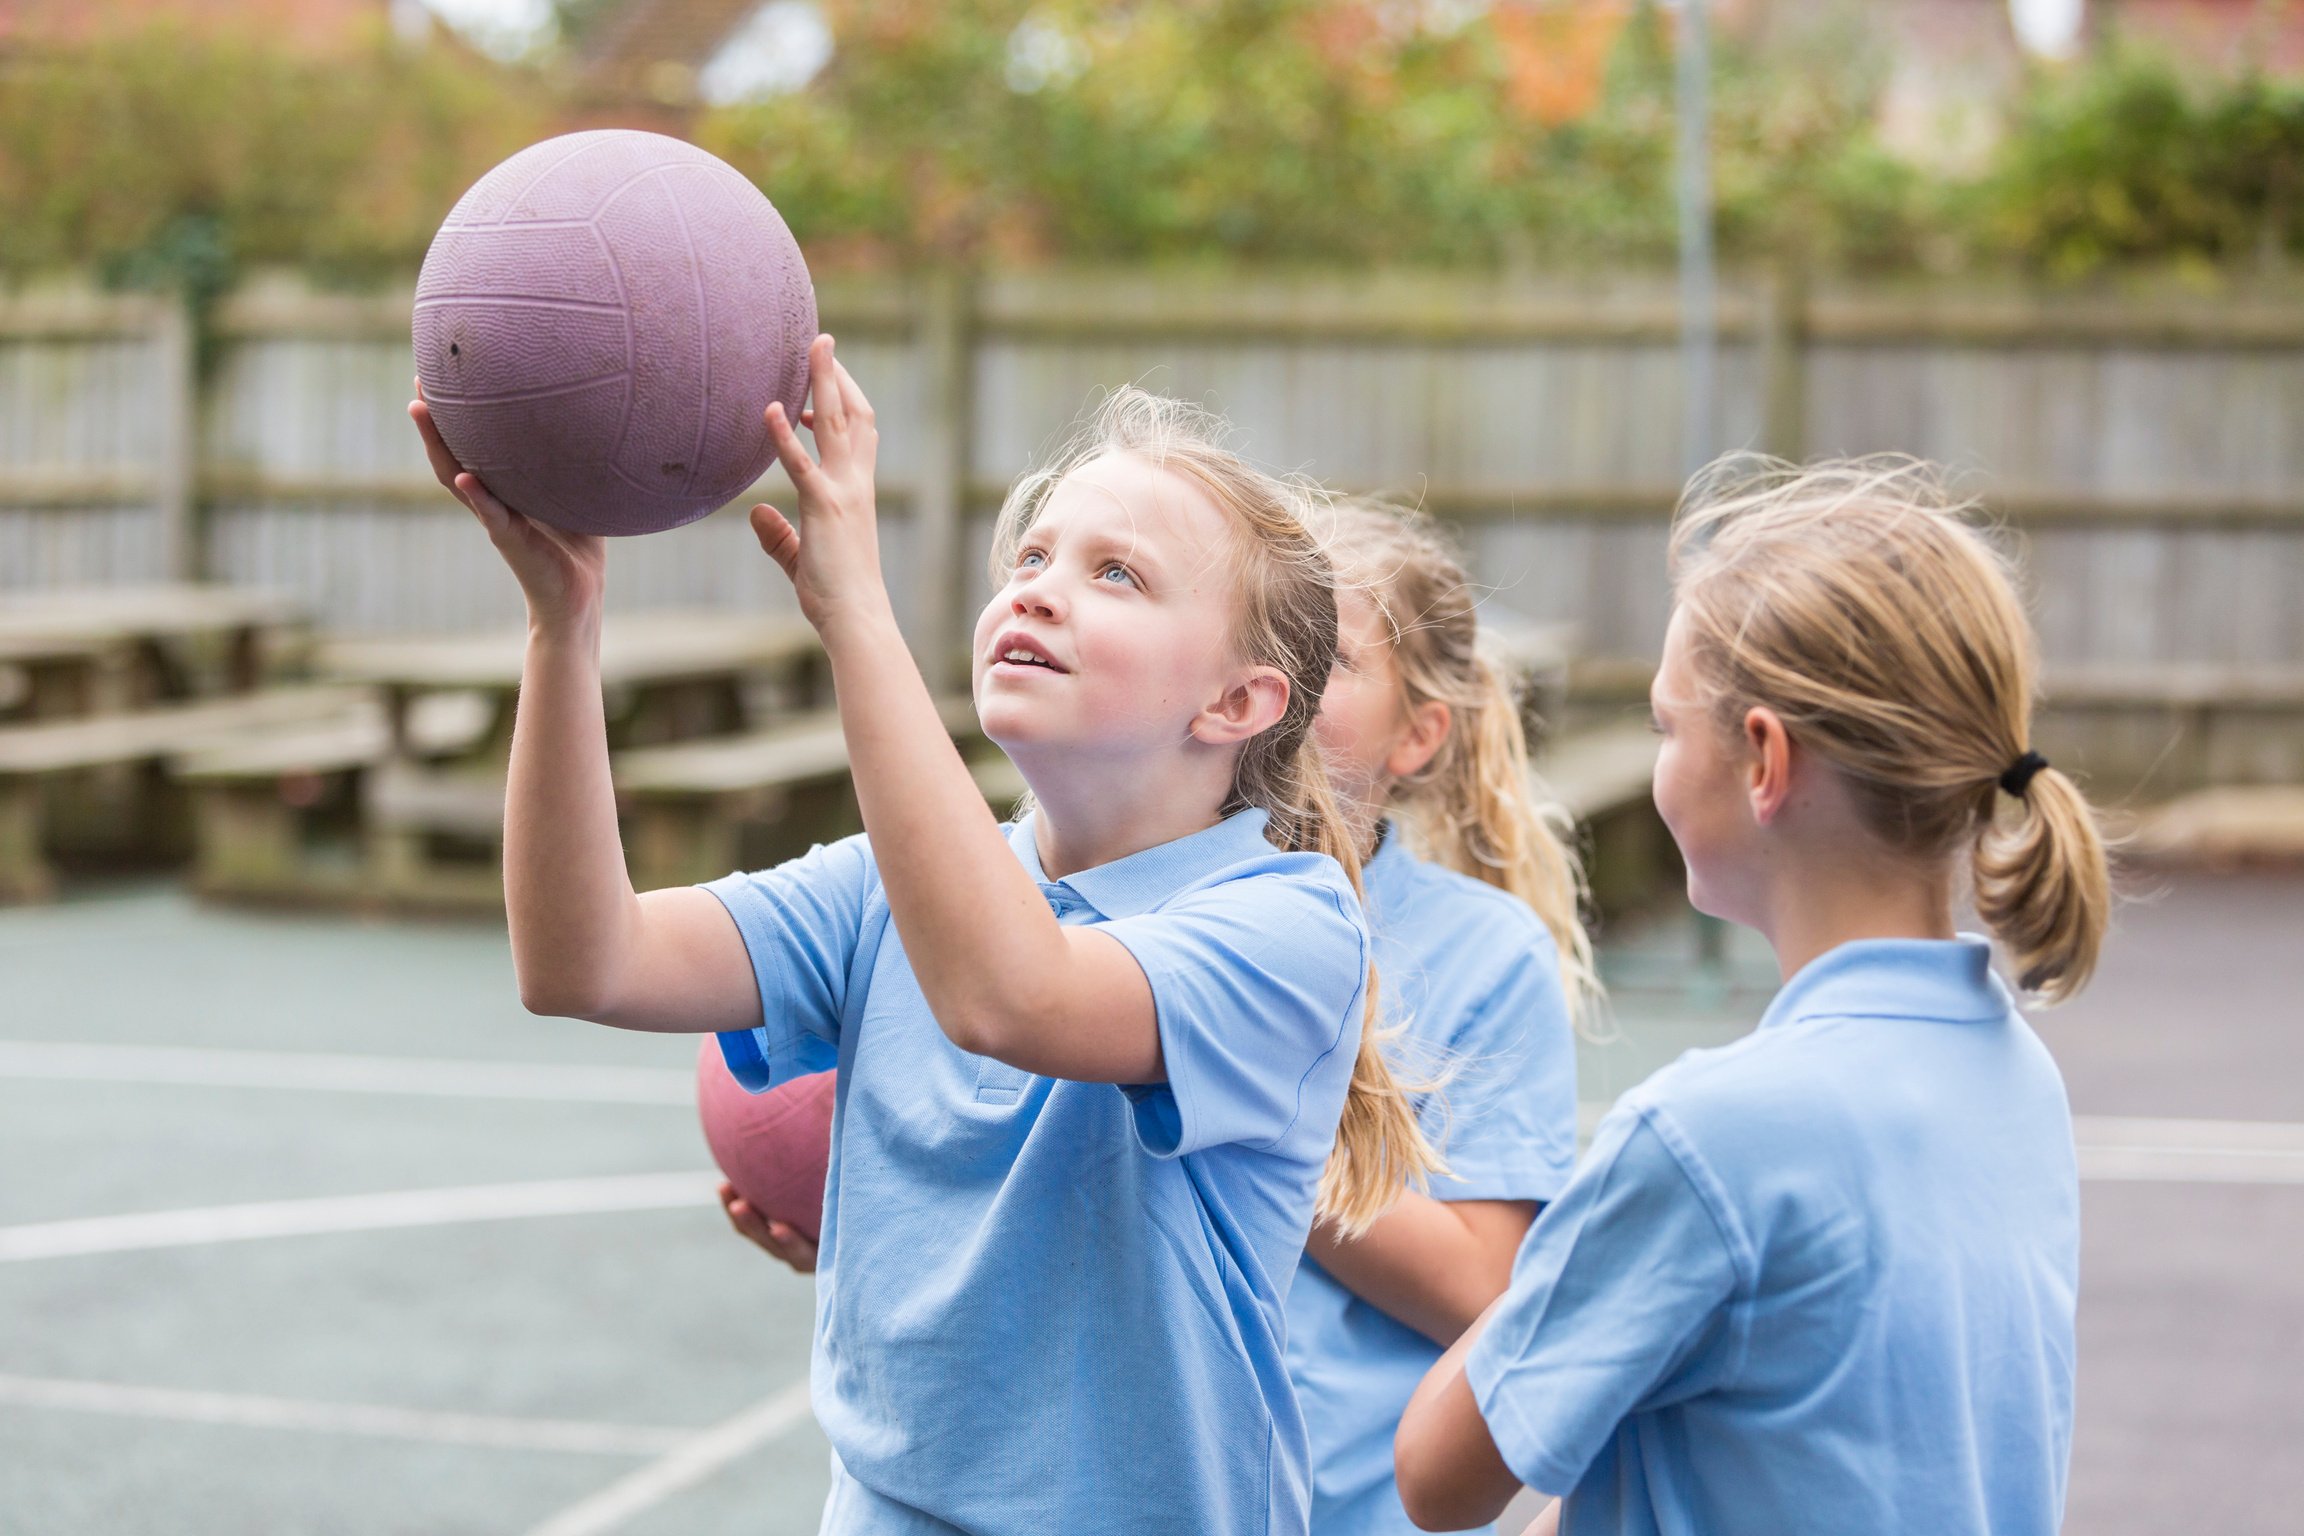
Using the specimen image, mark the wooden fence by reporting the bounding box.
[4,267,2300,793]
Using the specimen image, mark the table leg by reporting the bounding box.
[0,777,55,903]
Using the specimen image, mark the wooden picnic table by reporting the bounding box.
[0,583,310,721]
[316,610,825,761]
[281,610,826,910]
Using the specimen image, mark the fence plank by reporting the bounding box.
[0,269,2298,796]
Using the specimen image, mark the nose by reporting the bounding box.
[1009,568,1065,622]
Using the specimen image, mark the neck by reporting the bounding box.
[1756,852,1958,984]
[1012,741,1240,879]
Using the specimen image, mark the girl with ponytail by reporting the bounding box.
[1398,456,2108,1536]
[419,341,1440,1535]
[1286,501,1598,1536]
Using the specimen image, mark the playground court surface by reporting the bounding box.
[1,866,2299,1535]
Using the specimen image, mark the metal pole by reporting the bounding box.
[1675,0,1715,480]
[1674,0,1731,990]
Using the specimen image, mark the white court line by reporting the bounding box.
[522,1381,816,1536]
[0,1372,692,1457]
[1572,1106,2304,1186]
[0,1040,691,1104]
[0,1173,717,1262]
[2074,1116,2304,1184]
[17,1039,2300,1185]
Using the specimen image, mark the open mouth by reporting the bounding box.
[989,633,1067,673]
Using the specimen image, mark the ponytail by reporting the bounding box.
[1671,454,2113,1004]
[1974,763,2110,1002]
[1274,735,1446,1235]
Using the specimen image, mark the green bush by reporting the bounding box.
[0,24,548,295]
[700,0,1931,271]
[4,4,2301,287]
[1972,48,2304,276]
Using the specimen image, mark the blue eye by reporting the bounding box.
[1017,550,1047,571]
[1099,563,1133,587]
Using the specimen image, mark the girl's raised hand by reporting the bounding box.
[408,381,605,627]
[749,335,885,634]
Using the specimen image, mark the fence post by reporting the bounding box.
[152,289,201,581]
[1758,260,1808,463]
[913,268,972,694]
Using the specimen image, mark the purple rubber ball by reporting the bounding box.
[413,130,816,537]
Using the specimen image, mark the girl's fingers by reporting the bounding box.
[749,503,801,580]
[762,1220,819,1272]
[454,473,511,530]
[805,335,845,441]
[718,1187,775,1248]
[764,402,819,488]
[408,401,471,498]
[833,356,874,427]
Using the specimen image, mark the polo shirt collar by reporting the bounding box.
[1758,934,2008,1032]
[1007,807,1278,918]
[1362,818,1414,921]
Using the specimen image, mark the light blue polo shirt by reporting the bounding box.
[1466,936,2079,1536]
[1284,824,1578,1536]
[704,808,1371,1536]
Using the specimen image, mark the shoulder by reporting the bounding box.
[1565,1095,1759,1279]
[1382,855,1562,985]
[1630,1024,1783,1100]
[1613,1025,1829,1159]
[704,831,882,911]
[1169,844,1367,935]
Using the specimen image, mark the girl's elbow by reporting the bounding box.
[1392,1444,1457,1531]
[935,1005,1002,1059]
[517,978,592,1019]
[513,961,610,1021]
[1394,1402,1500,1531]
[934,981,1055,1063]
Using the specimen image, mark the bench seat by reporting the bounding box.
[0,687,371,902]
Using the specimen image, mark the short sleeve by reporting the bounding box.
[1100,867,1369,1160]
[700,835,878,1092]
[1423,940,1579,1204]
[1464,1103,1754,1496]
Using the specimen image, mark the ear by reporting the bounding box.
[1383,699,1451,782]
[1742,706,1795,826]
[1192,666,1291,748]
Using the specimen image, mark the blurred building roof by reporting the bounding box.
[2113,0,2304,73]
[1874,0,2304,168]
[0,0,433,53]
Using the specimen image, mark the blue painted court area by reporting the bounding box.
[3,874,2300,1534]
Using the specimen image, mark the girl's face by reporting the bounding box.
[971,452,1258,761]
[1650,606,1762,924]
[1314,585,1428,820]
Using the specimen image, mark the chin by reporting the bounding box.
[974,696,1055,754]
[1680,865,1749,929]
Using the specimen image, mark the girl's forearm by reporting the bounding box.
[1307,1193,1534,1346]
[817,604,1139,1068]
[501,615,643,1016]
[1395,1297,1523,1530]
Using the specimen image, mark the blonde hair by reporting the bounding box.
[1669,455,2110,1003]
[989,388,1444,1231]
[1329,500,1603,1030]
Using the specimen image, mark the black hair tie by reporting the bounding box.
[1999,750,2050,798]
